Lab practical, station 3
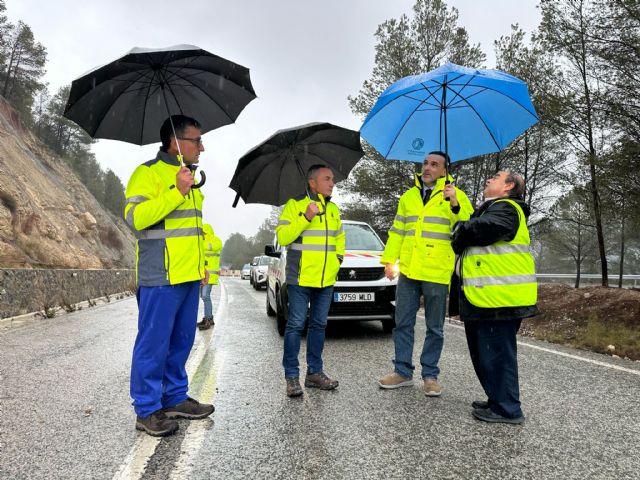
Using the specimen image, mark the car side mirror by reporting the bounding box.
[265,244,281,258]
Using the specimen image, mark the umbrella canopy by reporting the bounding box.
[360,62,539,164]
[229,122,364,207]
[63,44,256,145]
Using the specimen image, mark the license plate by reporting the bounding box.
[333,292,375,302]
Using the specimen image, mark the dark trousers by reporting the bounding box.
[464,319,523,419]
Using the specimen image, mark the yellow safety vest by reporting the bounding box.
[381,174,473,284]
[276,193,345,288]
[202,227,222,285]
[461,198,537,308]
[124,150,205,287]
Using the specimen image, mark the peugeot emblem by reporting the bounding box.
[349,269,357,279]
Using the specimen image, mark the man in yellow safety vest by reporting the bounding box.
[276,164,345,398]
[377,151,473,396]
[197,224,222,331]
[124,115,214,437]
[451,170,539,425]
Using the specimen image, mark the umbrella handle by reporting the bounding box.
[444,179,450,202]
[186,164,206,189]
[192,170,206,189]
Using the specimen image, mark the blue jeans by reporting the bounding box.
[283,284,334,378]
[131,281,199,417]
[393,274,448,379]
[200,284,213,318]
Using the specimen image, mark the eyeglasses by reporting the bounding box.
[178,137,203,146]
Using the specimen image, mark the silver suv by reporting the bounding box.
[265,220,397,335]
[251,255,270,290]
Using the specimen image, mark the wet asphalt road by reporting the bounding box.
[1,277,639,479]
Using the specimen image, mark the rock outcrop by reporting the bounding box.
[0,97,135,269]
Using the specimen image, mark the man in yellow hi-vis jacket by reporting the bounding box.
[378,151,473,396]
[276,165,345,398]
[197,224,222,331]
[124,115,214,437]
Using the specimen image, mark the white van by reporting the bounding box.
[265,220,397,335]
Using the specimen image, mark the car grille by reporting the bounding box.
[337,267,385,282]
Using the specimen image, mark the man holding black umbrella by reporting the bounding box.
[276,165,345,398]
[377,151,473,396]
[124,115,214,437]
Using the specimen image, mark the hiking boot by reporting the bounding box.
[473,407,525,425]
[197,317,214,330]
[377,372,413,389]
[286,377,303,397]
[163,397,215,420]
[305,372,339,390]
[423,378,442,397]
[472,400,489,409]
[135,411,179,437]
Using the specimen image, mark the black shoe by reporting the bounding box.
[305,372,339,390]
[163,397,215,420]
[472,407,525,425]
[472,400,489,409]
[197,317,214,330]
[135,411,179,437]
[286,377,303,397]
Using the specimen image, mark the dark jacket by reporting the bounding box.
[450,196,539,322]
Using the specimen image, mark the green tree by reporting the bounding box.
[221,233,256,270]
[0,21,46,121]
[103,169,126,217]
[544,188,597,287]
[344,0,486,231]
[539,0,611,285]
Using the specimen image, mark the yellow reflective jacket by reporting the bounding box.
[276,192,345,288]
[124,150,205,287]
[461,199,537,308]
[202,224,222,285]
[381,174,473,285]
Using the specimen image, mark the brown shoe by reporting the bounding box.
[377,372,413,389]
[423,378,442,397]
[305,372,338,390]
[135,411,179,437]
[286,377,303,397]
[163,397,215,419]
[197,317,214,330]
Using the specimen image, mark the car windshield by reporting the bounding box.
[242,264,250,270]
[343,223,384,251]
[259,256,270,265]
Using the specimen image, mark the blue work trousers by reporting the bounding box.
[131,281,199,417]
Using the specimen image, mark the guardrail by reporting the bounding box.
[537,273,640,288]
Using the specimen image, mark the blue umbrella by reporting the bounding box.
[360,62,539,167]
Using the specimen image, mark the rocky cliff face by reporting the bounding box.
[0,98,135,269]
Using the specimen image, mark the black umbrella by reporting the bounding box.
[63,44,256,187]
[229,122,364,207]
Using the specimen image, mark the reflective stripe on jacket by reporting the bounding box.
[381,174,473,284]
[202,228,222,285]
[124,150,205,287]
[276,192,345,288]
[461,199,537,308]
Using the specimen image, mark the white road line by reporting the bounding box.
[445,321,640,376]
[112,282,227,480]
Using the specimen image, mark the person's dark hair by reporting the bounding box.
[505,171,526,200]
[306,164,330,182]
[160,115,201,152]
[426,150,450,164]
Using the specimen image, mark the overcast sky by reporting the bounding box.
[6,0,540,242]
